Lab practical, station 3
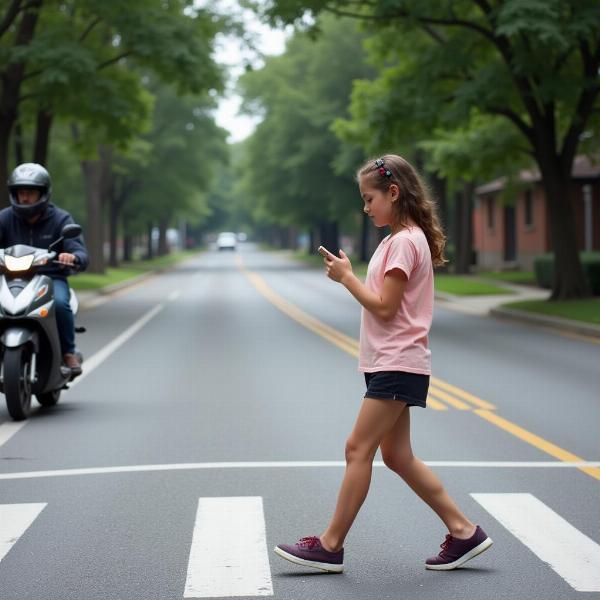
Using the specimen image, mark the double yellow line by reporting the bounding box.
[238,258,600,481]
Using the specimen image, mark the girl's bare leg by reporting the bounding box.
[380,408,475,538]
[320,397,406,552]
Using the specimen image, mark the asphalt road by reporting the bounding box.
[0,244,598,600]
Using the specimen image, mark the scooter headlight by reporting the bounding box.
[4,254,34,272]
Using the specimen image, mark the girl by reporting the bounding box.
[274,155,492,573]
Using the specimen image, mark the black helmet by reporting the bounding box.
[8,163,52,219]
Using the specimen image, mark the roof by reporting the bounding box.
[475,155,600,195]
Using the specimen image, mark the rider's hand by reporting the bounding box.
[57,253,77,266]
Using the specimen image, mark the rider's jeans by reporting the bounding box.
[52,278,75,355]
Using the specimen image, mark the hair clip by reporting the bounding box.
[374,158,392,177]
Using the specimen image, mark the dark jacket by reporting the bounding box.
[0,203,89,279]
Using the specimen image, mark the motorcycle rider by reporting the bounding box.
[0,163,88,376]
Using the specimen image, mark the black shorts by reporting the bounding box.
[364,371,429,408]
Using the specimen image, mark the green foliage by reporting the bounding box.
[119,80,229,233]
[236,15,372,232]
[2,0,224,155]
[259,0,600,181]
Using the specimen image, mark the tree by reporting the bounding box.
[257,0,600,299]
[237,15,371,251]
[1,0,223,271]
[119,82,229,259]
[0,0,43,195]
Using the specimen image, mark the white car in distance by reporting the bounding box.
[216,232,238,251]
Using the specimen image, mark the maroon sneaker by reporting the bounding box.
[426,526,493,570]
[274,536,344,573]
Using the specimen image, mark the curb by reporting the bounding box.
[95,271,157,295]
[490,306,600,339]
[75,253,201,309]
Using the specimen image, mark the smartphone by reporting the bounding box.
[317,245,332,258]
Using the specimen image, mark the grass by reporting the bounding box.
[434,274,512,296]
[70,250,199,291]
[502,298,600,325]
[477,270,536,285]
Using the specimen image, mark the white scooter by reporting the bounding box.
[0,223,84,420]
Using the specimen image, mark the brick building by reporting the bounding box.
[473,156,600,270]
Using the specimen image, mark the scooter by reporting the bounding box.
[0,223,84,420]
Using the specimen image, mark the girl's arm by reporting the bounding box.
[325,250,406,321]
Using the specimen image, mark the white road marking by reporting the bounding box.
[0,421,28,449]
[69,302,165,389]
[0,503,46,563]
[168,290,181,302]
[184,496,273,598]
[1,461,600,481]
[472,493,600,592]
[0,302,166,448]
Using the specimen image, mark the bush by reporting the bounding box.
[533,252,600,295]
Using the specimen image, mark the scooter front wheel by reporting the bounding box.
[4,346,33,421]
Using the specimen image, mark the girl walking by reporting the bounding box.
[274,155,492,573]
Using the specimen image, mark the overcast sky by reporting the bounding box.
[210,1,289,143]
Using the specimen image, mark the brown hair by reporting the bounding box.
[357,154,447,267]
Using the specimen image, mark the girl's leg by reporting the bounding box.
[320,397,406,552]
[380,408,475,538]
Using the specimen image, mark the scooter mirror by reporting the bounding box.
[61,224,82,239]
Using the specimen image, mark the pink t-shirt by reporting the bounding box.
[359,226,433,375]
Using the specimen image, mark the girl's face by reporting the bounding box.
[359,176,399,228]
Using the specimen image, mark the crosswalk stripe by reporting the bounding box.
[472,493,600,592]
[0,503,47,563]
[184,497,273,598]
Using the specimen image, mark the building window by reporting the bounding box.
[524,190,533,227]
[487,196,495,229]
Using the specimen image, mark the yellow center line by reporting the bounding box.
[428,387,471,410]
[237,257,599,481]
[425,396,448,411]
[430,378,496,410]
[475,410,600,481]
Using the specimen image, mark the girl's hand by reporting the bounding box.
[325,249,353,283]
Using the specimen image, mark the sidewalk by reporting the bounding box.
[435,282,600,339]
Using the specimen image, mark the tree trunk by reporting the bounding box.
[14,120,24,164]
[80,146,111,274]
[81,160,105,273]
[428,172,448,231]
[318,221,339,255]
[146,221,154,259]
[157,216,169,256]
[309,227,317,254]
[123,232,133,262]
[453,183,474,274]
[0,0,42,207]
[360,212,369,262]
[33,109,53,165]
[108,193,119,267]
[538,158,589,299]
